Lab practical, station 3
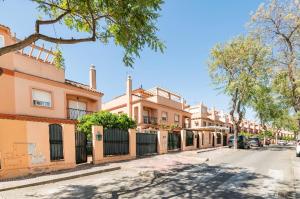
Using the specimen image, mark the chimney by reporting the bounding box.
[89,64,96,89]
[126,75,132,118]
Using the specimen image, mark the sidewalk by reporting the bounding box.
[0,164,120,192]
[0,147,222,192]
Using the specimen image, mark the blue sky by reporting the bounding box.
[0,0,264,120]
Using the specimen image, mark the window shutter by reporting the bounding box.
[32,89,52,107]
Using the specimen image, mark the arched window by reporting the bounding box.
[0,35,4,47]
[49,124,64,161]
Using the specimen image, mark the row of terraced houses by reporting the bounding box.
[0,25,294,179]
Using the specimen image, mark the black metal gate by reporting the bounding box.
[223,134,227,146]
[75,131,87,164]
[136,132,158,156]
[186,130,194,146]
[168,132,181,150]
[196,133,200,148]
[104,129,129,156]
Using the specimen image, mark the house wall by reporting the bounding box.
[104,97,191,129]
[0,69,101,118]
[0,118,76,179]
[0,71,15,114]
[0,25,65,83]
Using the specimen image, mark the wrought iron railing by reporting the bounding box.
[67,108,93,120]
[143,116,158,125]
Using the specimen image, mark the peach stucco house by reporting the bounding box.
[103,76,191,133]
[0,24,103,179]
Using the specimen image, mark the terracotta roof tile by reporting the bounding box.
[65,79,103,95]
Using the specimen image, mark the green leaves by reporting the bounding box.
[208,36,272,107]
[53,47,65,69]
[31,0,165,67]
[77,111,137,138]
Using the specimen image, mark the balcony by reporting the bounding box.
[143,116,158,125]
[67,108,94,120]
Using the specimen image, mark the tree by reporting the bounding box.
[77,111,136,139]
[249,84,284,143]
[208,36,271,149]
[0,0,165,67]
[249,0,300,131]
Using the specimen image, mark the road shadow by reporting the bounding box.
[24,162,294,199]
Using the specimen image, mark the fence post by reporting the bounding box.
[129,129,136,158]
[92,125,104,164]
[157,130,168,154]
[181,130,186,151]
[193,131,197,149]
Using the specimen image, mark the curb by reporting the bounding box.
[0,166,121,192]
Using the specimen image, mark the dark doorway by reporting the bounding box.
[223,134,228,146]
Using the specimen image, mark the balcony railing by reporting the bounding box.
[67,108,94,120]
[143,116,158,125]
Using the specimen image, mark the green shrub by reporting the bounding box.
[77,111,137,138]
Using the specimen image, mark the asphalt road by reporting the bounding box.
[1,145,299,199]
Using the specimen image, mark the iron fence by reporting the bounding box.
[104,129,129,156]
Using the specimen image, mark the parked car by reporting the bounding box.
[228,135,250,149]
[278,140,287,146]
[296,139,300,157]
[248,137,263,147]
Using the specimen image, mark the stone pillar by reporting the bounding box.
[181,130,186,151]
[193,131,197,149]
[92,125,103,164]
[157,130,168,154]
[129,129,136,158]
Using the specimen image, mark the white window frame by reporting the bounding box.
[32,89,52,108]
[161,111,168,122]
[0,35,4,48]
[174,114,180,123]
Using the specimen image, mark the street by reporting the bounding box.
[1,145,299,199]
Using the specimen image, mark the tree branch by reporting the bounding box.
[0,33,95,56]
[35,11,70,33]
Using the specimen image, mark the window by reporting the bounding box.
[49,124,64,161]
[32,89,52,108]
[195,121,199,126]
[161,111,168,121]
[68,100,87,119]
[203,122,206,126]
[174,114,179,123]
[0,35,4,48]
[209,133,211,144]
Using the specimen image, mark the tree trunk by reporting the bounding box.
[233,122,238,149]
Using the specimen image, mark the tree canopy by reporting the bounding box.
[0,0,165,67]
[249,0,300,130]
[208,36,272,148]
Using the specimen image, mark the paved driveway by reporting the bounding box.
[0,146,299,199]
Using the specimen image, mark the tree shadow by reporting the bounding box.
[26,161,294,199]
